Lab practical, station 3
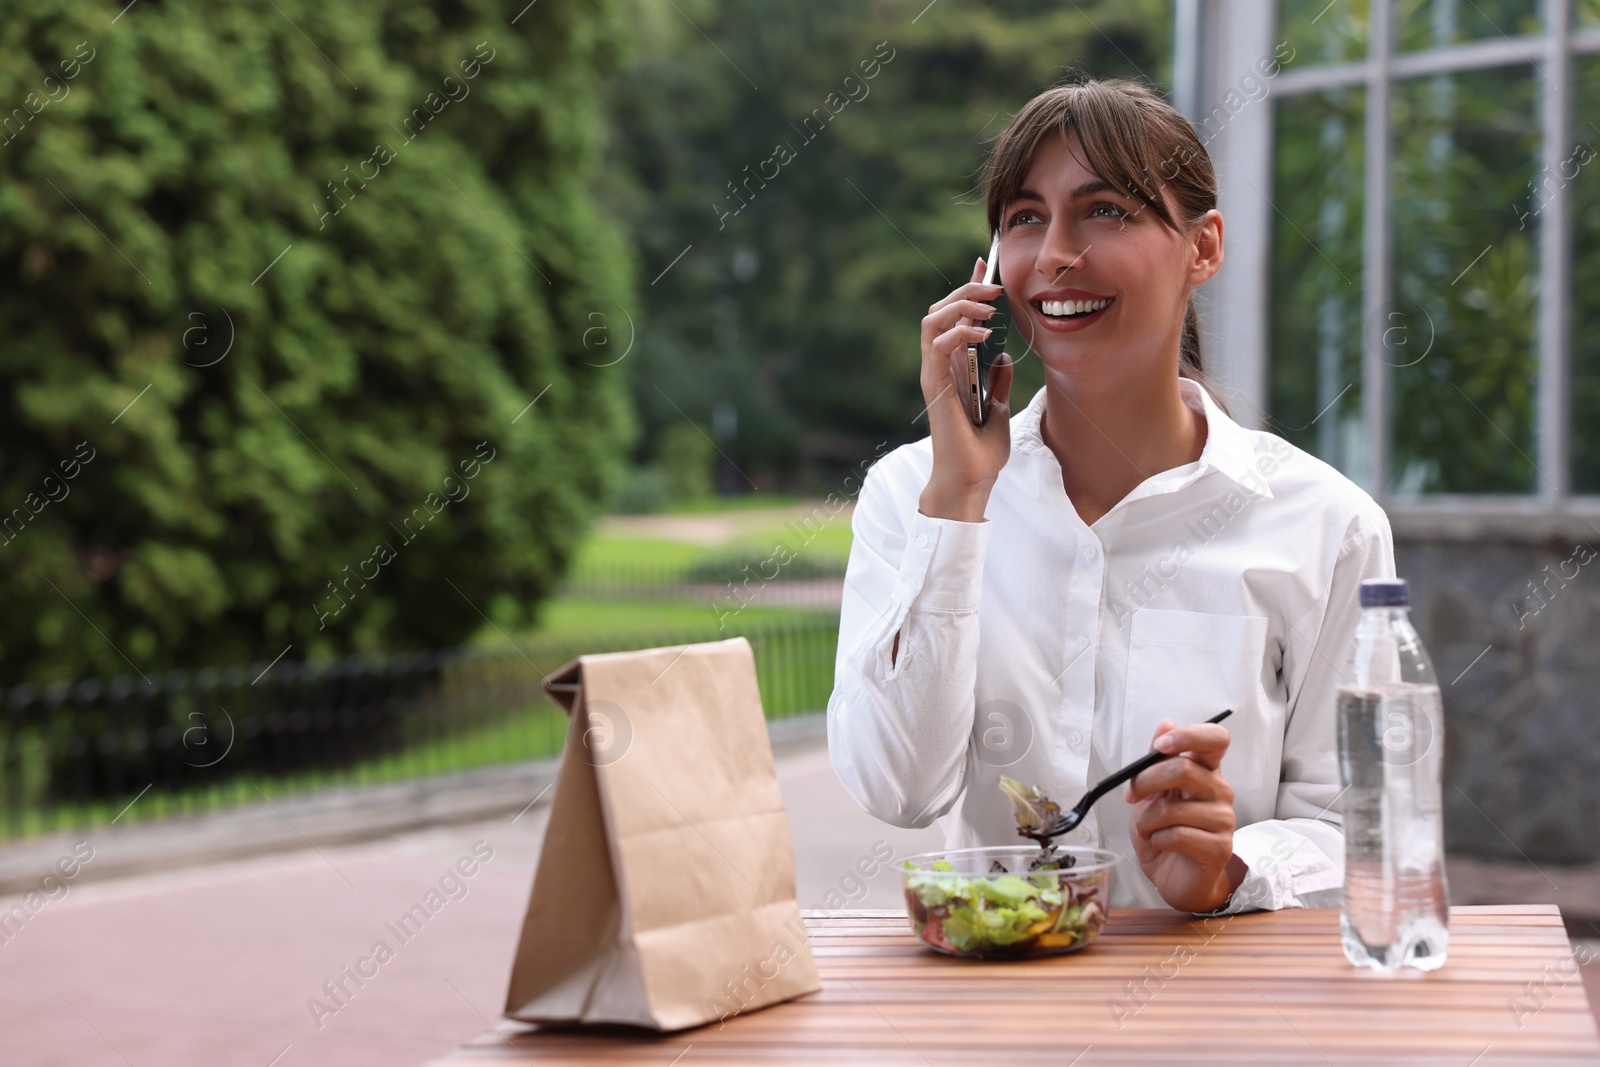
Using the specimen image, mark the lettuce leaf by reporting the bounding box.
[973,873,1042,908]
[998,775,1061,834]
[942,899,1051,949]
[903,858,960,907]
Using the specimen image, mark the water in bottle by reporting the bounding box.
[1336,577,1449,972]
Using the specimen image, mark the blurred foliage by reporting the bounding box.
[1387,64,1539,494]
[655,421,716,504]
[610,423,717,513]
[600,0,1172,491]
[1268,12,1551,495]
[1268,86,1365,472]
[1278,0,1367,69]
[1394,0,1541,53]
[0,0,635,683]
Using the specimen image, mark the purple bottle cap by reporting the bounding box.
[1359,578,1410,608]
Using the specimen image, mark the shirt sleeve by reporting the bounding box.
[1212,504,1397,914]
[826,456,990,828]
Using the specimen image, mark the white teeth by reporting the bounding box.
[1040,297,1111,317]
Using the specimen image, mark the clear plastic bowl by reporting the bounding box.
[899,845,1118,959]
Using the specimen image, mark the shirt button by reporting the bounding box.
[1068,730,1084,747]
[916,532,929,547]
[1077,636,1090,650]
[1082,545,1099,561]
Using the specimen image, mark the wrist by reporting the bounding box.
[918,481,992,523]
[1200,853,1250,914]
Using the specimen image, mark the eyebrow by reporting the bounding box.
[1011,179,1127,204]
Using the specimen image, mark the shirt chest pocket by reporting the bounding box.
[1122,609,1274,793]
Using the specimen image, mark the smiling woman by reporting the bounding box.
[980,78,1230,418]
[827,76,1397,918]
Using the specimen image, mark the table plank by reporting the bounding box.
[427,906,1600,1066]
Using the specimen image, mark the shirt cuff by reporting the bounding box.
[1205,823,1344,915]
[892,510,990,613]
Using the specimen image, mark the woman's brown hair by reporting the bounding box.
[982,76,1226,407]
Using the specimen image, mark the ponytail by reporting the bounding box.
[1178,297,1230,415]
[1179,299,1204,375]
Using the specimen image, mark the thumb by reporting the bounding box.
[988,351,1015,417]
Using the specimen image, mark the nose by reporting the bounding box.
[1035,216,1088,283]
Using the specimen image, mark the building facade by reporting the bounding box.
[1179,0,1600,862]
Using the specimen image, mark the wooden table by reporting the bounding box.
[429,906,1600,1066]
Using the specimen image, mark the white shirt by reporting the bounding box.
[826,377,1396,913]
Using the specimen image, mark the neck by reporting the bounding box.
[1039,361,1207,527]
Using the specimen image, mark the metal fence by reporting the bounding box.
[0,615,839,841]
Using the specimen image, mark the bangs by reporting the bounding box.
[984,79,1214,238]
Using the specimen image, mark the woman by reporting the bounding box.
[826,78,1394,914]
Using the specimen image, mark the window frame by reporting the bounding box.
[1184,0,1600,526]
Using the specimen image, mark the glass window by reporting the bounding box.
[1278,0,1370,69]
[1570,55,1600,491]
[1388,65,1540,494]
[1395,0,1542,53]
[1268,87,1367,473]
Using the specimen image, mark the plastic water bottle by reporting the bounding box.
[1336,577,1449,972]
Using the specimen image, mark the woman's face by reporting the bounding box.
[997,128,1221,388]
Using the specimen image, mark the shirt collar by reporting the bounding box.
[1012,377,1272,499]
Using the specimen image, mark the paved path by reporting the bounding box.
[3,739,1596,1067]
[0,739,939,1067]
[595,501,855,548]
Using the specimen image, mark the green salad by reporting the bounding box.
[900,775,1109,957]
[901,857,1106,957]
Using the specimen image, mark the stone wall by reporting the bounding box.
[1394,511,1600,865]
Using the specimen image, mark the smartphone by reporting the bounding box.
[965,231,1005,426]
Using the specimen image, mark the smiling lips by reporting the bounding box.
[1029,289,1115,331]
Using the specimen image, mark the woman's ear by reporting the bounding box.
[1188,208,1224,287]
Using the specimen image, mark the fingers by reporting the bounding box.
[1129,790,1236,871]
[1133,795,1236,843]
[1126,720,1234,802]
[928,319,992,355]
[929,323,990,403]
[1150,721,1232,770]
[920,266,1003,422]
[921,256,1000,343]
[1138,818,1236,866]
[915,255,1016,487]
[1125,755,1235,804]
[920,298,1001,352]
[925,282,1004,326]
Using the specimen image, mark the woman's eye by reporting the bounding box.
[1006,209,1041,228]
[1090,201,1130,219]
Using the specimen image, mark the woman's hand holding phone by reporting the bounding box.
[917,255,1014,523]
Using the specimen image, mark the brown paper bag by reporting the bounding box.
[503,635,821,1031]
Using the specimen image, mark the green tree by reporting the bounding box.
[656,422,716,504]
[602,0,1172,491]
[0,0,634,683]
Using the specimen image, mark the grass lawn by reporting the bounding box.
[570,496,858,581]
[567,537,708,578]
[527,596,831,641]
